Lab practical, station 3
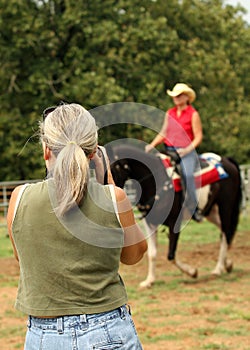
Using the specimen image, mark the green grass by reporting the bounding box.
[151,213,250,247]
[157,218,217,243]
[128,214,250,349]
[0,213,249,350]
[0,226,13,258]
[201,344,230,350]
[237,215,250,231]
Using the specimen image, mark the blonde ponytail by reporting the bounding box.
[40,103,98,216]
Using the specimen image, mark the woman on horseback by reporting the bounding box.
[145,83,203,222]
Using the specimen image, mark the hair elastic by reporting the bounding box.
[67,141,77,145]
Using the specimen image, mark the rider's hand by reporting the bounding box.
[145,144,154,153]
[177,147,189,158]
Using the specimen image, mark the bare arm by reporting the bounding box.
[7,186,23,261]
[145,114,168,152]
[191,111,203,149]
[114,186,147,265]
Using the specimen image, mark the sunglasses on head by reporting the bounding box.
[42,101,68,120]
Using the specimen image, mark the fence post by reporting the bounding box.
[240,164,250,216]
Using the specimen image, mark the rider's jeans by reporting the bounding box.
[24,305,143,350]
[180,150,199,214]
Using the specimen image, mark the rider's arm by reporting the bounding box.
[114,186,147,265]
[191,111,203,149]
[145,113,168,152]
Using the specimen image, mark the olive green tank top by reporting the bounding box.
[12,179,127,317]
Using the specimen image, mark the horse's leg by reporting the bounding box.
[168,217,198,278]
[225,258,233,273]
[139,219,158,288]
[206,204,232,275]
[211,233,230,275]
[174,259,198,278]
[206,204,221,229]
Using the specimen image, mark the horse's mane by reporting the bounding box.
[110,144,160,165]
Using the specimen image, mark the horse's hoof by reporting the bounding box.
[225,260,233,273]
[139,279,154,289]
[211,268,222,276]
[191,269,198,278]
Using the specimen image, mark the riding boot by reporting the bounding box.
[192,209,203,222]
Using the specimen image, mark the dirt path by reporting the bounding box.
[1,230,250,350]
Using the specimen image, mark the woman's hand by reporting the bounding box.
[92,146,115,184]
[177,147,190,158]
[145,144,154,153]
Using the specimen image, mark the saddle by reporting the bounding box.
[159,151,228,192]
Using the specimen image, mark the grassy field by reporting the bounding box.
[0,214,249,350]
[1,214,249,258]
[0,227,12,258]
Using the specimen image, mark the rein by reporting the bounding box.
[135,171,155,185]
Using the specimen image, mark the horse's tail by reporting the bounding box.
[226,157,242,245]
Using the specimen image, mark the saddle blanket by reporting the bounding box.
[160,152,229,192]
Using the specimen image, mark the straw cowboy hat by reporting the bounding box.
[166,83,196,103]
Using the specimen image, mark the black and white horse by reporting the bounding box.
[107,144,242,288]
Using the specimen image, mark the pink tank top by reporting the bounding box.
[164,105,196,147]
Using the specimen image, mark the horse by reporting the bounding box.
[107,143,242,288]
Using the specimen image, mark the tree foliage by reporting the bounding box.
[0,0,249,180]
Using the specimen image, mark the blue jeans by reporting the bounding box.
[24,305,143,350]
[179,150,199,214]
[165,146,199,214]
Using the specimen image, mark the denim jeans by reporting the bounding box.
[179,150,199,214]
[165,146,200,215]
[24,305,143,350]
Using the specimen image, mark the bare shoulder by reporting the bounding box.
[113,186,127,202]
[113,185,134,215]
[7,185,25,222]
[192,110,201,119]
[10,185,24,202]
[7,185,25,261]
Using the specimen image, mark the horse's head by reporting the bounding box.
[107,143,176,227]
[110,158,131,188]
[107,144,168,206]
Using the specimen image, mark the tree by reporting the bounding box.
[0,0,249,180]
